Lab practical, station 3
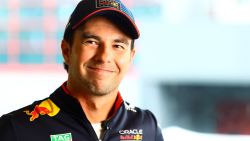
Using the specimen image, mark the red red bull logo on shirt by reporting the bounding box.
[24,99,60,122]
[119,129,143,141]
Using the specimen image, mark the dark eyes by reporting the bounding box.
[114,44,125,49]
[82,40,98,46]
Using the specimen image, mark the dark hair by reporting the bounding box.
[62,15,135,72]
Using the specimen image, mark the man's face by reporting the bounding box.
[62,16,135,96]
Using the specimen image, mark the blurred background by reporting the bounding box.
[1,0,250,140]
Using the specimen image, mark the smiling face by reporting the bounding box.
[61,16,135,96]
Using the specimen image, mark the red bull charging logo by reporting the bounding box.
[24,99,60,122]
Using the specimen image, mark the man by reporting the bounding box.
[0,0,164,141]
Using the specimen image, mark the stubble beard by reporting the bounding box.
[80,77,119,97]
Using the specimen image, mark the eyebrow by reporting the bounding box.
[114,38,130,46]
[81,32,101,41]
[81,32,130,45]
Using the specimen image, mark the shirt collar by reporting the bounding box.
[61,81,123,119]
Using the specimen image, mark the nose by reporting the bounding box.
[94,43,112,63]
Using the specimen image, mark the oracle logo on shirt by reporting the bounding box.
[119,129,143,141]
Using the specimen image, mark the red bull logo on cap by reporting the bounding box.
[24,99,60,122]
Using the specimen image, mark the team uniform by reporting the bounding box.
[0,83,164,141]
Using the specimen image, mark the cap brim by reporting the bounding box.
[72,8,140,39]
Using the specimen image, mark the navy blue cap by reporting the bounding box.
[64,0,140,39]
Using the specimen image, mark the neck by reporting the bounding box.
[66,82,118,123]
[79,93,117,123]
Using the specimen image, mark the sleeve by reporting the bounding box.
[145,110,164,141]
[155,123,164,141]
[0,114,17,141]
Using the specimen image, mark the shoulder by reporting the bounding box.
[123,101,155,115]
[0,100,42,141]
[122,101,158,124]
[120,101,164,141]
[0,99,45,124]
[0,113,16,140]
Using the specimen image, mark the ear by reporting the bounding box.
[61,40,71,65]
[130,48,136,62]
